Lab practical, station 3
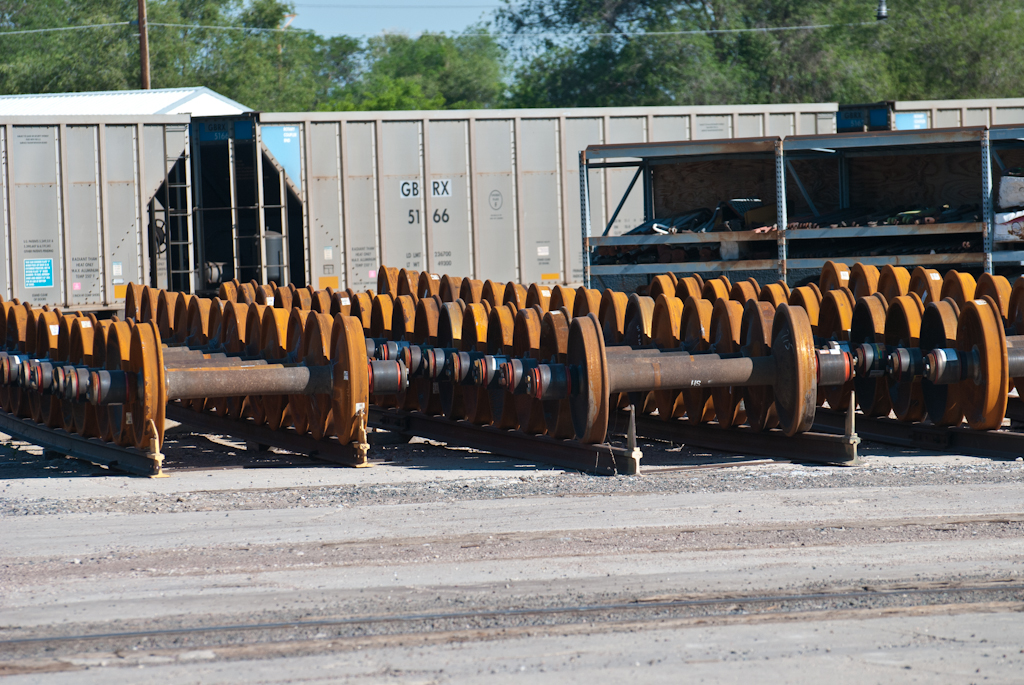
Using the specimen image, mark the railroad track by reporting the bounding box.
[4,581,1022,655]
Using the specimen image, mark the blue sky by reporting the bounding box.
[288,1,504,38]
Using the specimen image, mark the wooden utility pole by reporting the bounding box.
[138,0,151,89]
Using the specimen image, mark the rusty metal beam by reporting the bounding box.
[368,406,639,475]
[624,411,859,465]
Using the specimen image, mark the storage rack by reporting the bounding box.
[583,126,1024,286]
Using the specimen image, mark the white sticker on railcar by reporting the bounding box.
[112,261,123,277]
[399,180,421,198]
[537,245,550,256]
[431,179,451,197]
[323,247,333,261]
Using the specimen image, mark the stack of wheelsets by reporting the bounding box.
[0,261,1018,471]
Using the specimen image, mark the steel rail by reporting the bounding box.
[5,582,1022,647]
[0,407,163,476]
[165,404,368,468]
[368,406,640,475]
[812,409,1024,460]
[620,410,860,465]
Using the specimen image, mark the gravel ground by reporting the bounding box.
[1,426,1023,516]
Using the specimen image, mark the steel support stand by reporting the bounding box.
[580,150,593,288]
[981,129,994,274]
[775,140,788,284]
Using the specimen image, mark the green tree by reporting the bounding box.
[497,0,1024,107]
[320,31,506,111]
[0,0,359,111]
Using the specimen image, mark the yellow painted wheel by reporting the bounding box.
[919,300,963,426]
[260,307,291,430]
[572,287,602,318]
[459,278,484,304]
[512,307,546,434]
[675,276,703,302]
[817,288,856,410]
[332,315,370,445]
[418,271,441,299]
[909,267,942,305]
[730,278,760,305]
[539,310,574,437]
[460,303,492,425]
[377,266,400,297]
[851,294,891,417]
[819,261,850,292]
[128,322,166,451]
[649,275,675,302]
[598,290,629,345]
[549,285,575,318]
[681,296,715,424]
[650,294,685,421]
[940,270,977,311]
[303,313,336,441]
[701,278,730,303]
[759,283,789,308]
[956,296,1008,430]
[486,305,518,429]
[526,283,552,312]
[877,265,910,302]
[975,273,1012,322]
[709,299,746,428]
[849,263,879,298]
[884,295,926,422]
[741,300,779,431]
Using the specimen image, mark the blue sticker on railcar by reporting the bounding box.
[261,125,303,192]
[25,259,53,289]
[894,112,930,130]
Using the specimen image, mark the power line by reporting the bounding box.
[0,18,880,40]
[0,22,131,37]
[497,21,880,38]
[147,22,314,34]
[296,3,500,7]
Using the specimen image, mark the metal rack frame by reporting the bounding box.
[584,126,1024,287]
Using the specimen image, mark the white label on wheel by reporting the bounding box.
[343,370,349,380]
[974,299,987,305]
[49,324,59,335]
[266,296,275,306]
[541,288,550,296]
[125,412,133,425]
[80,321,92,329]
[355,402,365,412]
[931,272,941,280]
[839,271,849,279]
[431,274,440,280]
[340,297,350,306]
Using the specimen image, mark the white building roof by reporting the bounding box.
[0,87,251,117]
